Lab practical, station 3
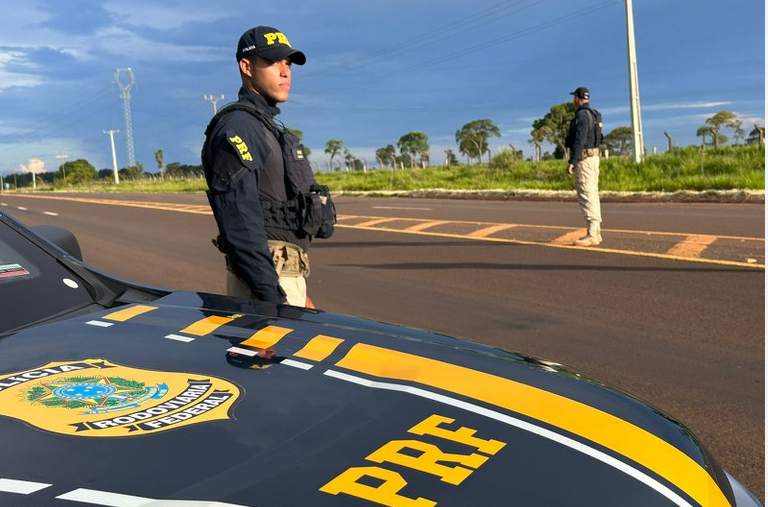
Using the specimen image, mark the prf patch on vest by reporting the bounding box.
[227,133,254,163]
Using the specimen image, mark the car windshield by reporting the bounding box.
[0,219,94,334]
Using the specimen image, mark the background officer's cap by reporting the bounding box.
[236,26,306,65]
[570,87,590,100]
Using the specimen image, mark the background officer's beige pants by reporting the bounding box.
[575,155,601,226]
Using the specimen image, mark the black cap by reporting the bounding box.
[236,26,306,65]
[570,86,590,100]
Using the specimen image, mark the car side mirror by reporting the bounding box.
[31,225,83,261]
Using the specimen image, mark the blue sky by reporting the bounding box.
[0,0,764,175]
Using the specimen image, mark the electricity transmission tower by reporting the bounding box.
[114,68,136,167]
[204,94,225,115]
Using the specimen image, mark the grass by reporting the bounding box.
[6,144,764,195]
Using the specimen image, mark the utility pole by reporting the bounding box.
[204,94,225,115]
[55,151,69,180]
[104,129,121,184]
[625,0,644,163]
[114,68,136,167]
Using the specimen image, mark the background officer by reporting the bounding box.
[565,86,602,247]
[202,25,313,306]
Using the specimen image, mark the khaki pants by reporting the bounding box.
[226,240,310,307]
[575,153,601,226]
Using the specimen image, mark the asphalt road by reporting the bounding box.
[1,192,764,502]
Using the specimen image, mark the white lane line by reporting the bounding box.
[0,478,51,494]
[43,211,59,216]
[372,206,432,211]
[16,206,27,211]
[324,369,695,507]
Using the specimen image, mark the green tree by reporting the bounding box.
[696,126,726,147]
[703,110,741,148]
[603,126,633,157]
[376,144,397,169]
[455,119,500,164]
[746,126,765,145]
[325,139,344,171]
[444,149,458,166]
[154,149,164,177]
[398,131,430,168]
[530,102,575,160]
[120,162,145,180]
[60,159,97,184]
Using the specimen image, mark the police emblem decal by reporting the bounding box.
[0,359,241,437]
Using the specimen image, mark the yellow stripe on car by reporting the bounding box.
[335,343,730,507]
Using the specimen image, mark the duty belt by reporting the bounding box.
[580,148,601,160]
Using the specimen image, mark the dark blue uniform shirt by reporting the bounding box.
[202,88,288,303]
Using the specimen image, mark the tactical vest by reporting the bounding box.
[203,102,336,239]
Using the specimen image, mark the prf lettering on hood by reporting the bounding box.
[320,414,506,507]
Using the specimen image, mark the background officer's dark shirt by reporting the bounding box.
[566,105,595,166]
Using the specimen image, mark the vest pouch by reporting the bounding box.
[299,191,323,236]
[300,184,336,239]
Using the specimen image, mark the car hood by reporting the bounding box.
[0,290,741,507]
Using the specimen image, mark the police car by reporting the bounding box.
[0,209,761,507]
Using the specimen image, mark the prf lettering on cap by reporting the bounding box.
[263,32,291,46]
[228,135,253,162]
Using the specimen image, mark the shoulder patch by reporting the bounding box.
[226,132,254,163]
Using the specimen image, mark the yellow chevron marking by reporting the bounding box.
[666,235,718,258]
[294,335,345,362]
[180,315,237,336]
[240,325,293,349]
[103,305,157,322]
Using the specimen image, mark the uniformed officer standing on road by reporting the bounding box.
[565,86,603,247]
[202,26,334,307]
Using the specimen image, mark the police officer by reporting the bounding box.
[202,25,313,306]
[565,86,602,247]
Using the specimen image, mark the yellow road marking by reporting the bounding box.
[667,235,718,258]
[553,230,586,245]
[336,343,731,507]
[356,218,400,227]
[405,220,451,232]
[467,224,516,238]
[8,195,764,269]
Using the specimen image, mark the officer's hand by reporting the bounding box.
[566,164,574,175]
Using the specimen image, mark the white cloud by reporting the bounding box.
[0,51,42,92]
[20,158,45,174]
[101,2,231,30]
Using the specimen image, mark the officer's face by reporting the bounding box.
[240,56,292,104]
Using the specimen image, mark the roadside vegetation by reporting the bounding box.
[2,106,763,196]
[2,143,762,195]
